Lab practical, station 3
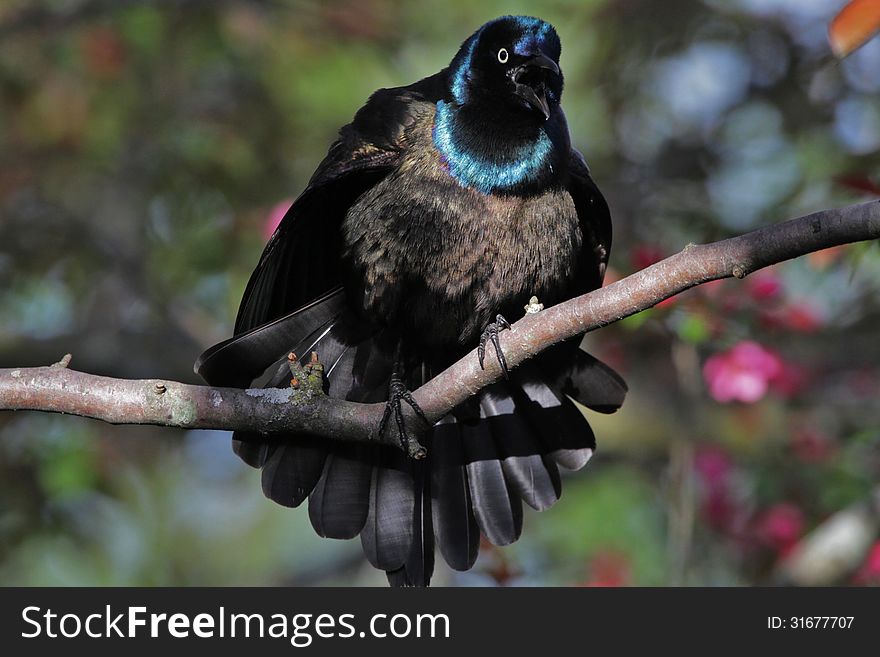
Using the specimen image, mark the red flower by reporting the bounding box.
[703,488,739,532]
[853,541,880,585]
[631,244,666,271]
[835,174,880,197]
[770,361,810,399]
[656,296,678,310]
[703,341,783,403]
[755,503,805,556]
[583,551,631,587]
[758,302,823,334]
[780,303,823,333]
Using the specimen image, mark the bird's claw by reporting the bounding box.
[378,373,429,459]
[478,314,511,379]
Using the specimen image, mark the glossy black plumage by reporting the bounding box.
[195,15,626,586]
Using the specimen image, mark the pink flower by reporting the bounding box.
[694,445,733,486]
[755,503,805,556]
[262,199,293,240]
[853,542,880,585]
[703,341,783,403]
[747,270,783,301]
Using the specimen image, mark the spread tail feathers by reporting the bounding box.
[196,293,625,586]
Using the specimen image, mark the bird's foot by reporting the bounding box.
[379,372,429,459]
[478,314,512,378]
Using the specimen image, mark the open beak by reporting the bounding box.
[512,53,560,121]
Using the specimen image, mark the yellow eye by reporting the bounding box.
[497,48,509,64]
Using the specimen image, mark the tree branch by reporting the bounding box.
[1,200,878,454]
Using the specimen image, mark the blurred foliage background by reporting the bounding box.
[1,0,879,586]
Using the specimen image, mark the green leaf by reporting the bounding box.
[677,312,711,343]
[619,309,653,330]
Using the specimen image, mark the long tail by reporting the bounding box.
[195,291,626,586]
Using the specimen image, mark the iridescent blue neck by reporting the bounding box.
[432,100,554,195]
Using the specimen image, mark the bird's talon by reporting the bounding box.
[478,314,511,379]
[379,373,429,458]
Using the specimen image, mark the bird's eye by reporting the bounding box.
[497,48,509,64]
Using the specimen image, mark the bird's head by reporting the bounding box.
[448,16,563,122]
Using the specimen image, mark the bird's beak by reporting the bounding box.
[524,53,560,76]
[512,53,560,121]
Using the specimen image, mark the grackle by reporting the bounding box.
[196,15,627,586]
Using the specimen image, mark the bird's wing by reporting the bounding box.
[233,73,446,335]
[566,146,612,291]
[536,147,626,418]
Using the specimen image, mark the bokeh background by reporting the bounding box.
[1,0,879,586]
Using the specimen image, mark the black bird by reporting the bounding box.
[196,15,626,586]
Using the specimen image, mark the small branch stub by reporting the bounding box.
[286,351,325,394]
[51,354,73,369]
[406,438,427,460]
[524,295,544,314]
[287,352,301,388]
